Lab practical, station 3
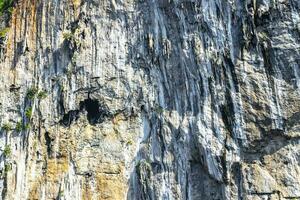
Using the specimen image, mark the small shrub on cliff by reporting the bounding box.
[58,191,64,197]
[24,123,30,130]
[26,87,38,99]
[15,121,22,132]
[25,107,33,119]
[37,90,47,99]
[4,163,11,173]
[63,31,81,50]
[3,145,11,157]
[0,27,9,38]
[0,0,14,15]
[63,32,75,41]
[2,123,11,132]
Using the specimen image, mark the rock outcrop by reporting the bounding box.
[0,0,300,199]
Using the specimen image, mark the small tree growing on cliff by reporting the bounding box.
[15,121,22,132]
[2,123,11,132]
[0,0,14,15]
[25,107,33,119]
[3,145,11,157]
[37,90,47,99]
[26,87,38,100]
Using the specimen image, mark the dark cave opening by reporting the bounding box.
[80,98,110,125]
[80,98,101,125]
[59,98,111,126]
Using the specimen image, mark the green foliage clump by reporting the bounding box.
[2,123,11,132]
[58,191,64,197]
[37,90,47,99]
[0,27,9,38]
[26,87,38,100]
[63,31,81,50]
[25,107,33,119]
[0,0,14,15]
[4,163,11,173]
[63,32,75,41]
[3,145,11,157]
[15,121,22,132]
[24,123,30,130]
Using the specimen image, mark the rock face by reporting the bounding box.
[0,0,300,199]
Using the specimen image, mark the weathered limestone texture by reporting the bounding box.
[0,0,300,199]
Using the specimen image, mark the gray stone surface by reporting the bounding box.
[0,0,299,199]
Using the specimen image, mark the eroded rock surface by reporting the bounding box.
[0,0,300,199]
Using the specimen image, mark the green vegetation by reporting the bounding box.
[27,87,48,100]
[2,123,11,131]
[15,121,22,132]
[26,87,38,99]
[0,0,14,15]
[25,107,33,119]
[58,191,64,197]
[4,163,11,173]
[0,27,9,38]
[63,31,81,49]
[63,32,75,41]
[126,139,133,146]
[3,145,11,157]
[37,90,47,99]
[24,123,30,130]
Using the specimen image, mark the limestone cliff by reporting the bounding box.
[0,0,300,199]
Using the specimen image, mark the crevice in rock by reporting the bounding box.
[220,101,235,137]
[283,196,300,199]
[45,132,54,157]
[248,190,281,198]
[231,162,243,200]
[60,110,80,127]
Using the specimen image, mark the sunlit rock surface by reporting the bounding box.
[0,0,300,199]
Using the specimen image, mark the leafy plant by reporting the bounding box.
[4,163,11,173]
[63,31,81,50]
[37,90,47,99]
[24,123,30,130]
[26,87,38,99]
[63,32,74,41]
[15,121,22,132]
[0,27,9,38]
[2,123,11,132]
[3,145,11,157]
[58,191,64,197]
[25,107,33,119]
[0,0,14,15]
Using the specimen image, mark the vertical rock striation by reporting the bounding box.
[0,0,299,199]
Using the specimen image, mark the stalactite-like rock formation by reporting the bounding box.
[0,0,300,199]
